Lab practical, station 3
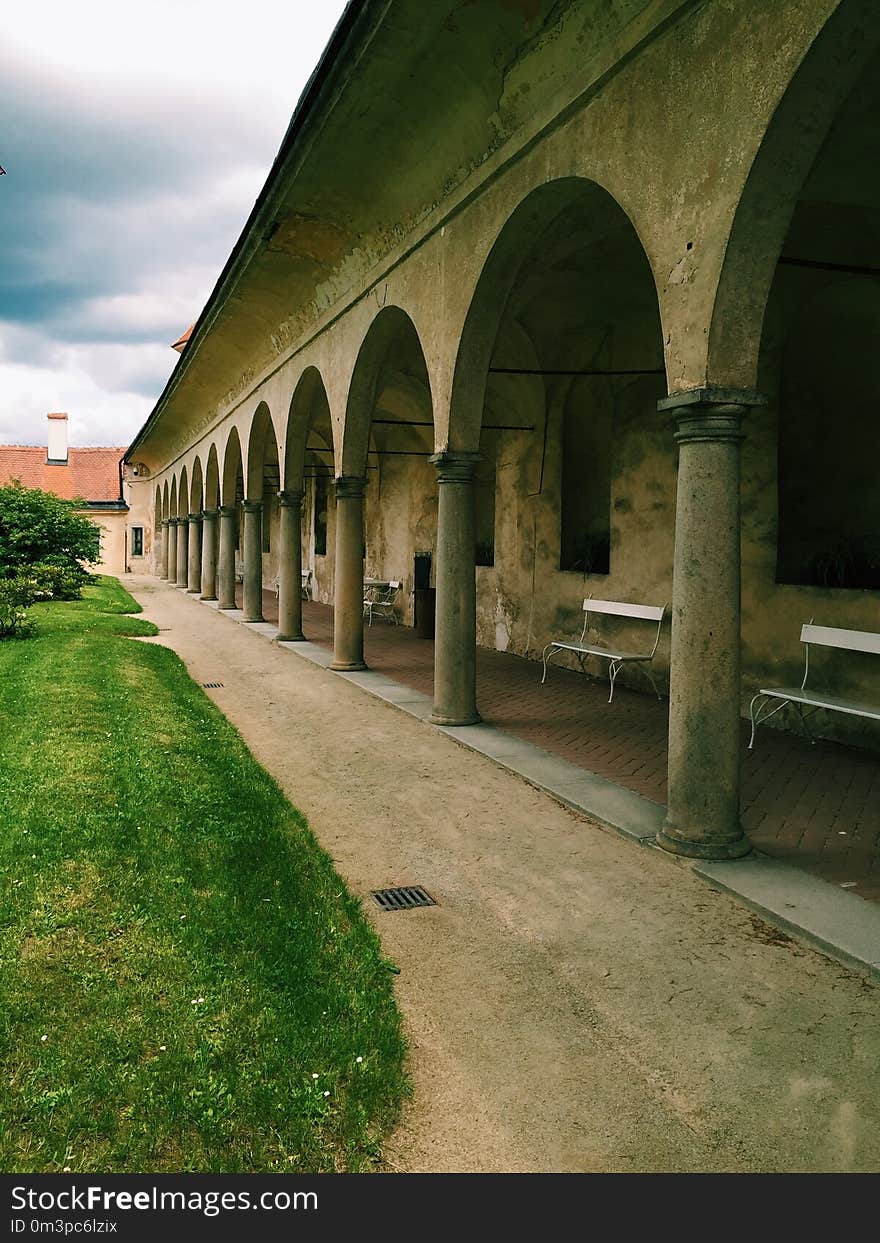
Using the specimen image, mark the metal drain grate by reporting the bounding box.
[372,886,435,912]
[202,681,224,689]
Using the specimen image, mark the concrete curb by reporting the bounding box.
[695,856,880,977]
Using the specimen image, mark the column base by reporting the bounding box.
[200,593,218,602]
[329,660,368,672]
[656,821,752,860]
[276,632,306,643]
[217,603,237,610]
[187,587,200,594]
[428,710,482,727]
[243,614,265,624]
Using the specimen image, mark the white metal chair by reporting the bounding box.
[541,597,667,702]
[363,579,401,625]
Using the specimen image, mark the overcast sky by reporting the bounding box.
[1,0,349,448]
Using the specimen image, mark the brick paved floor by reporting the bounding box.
[237,586,880,902]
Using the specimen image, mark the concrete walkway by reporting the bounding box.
[268,591,880,903]
[127,577,880,1173]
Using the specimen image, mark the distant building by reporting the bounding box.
[0,413,131,573]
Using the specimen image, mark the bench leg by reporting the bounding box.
[792,702,820,744]
[608,659,622,704]
[748,693,789,749]
[641,665,662,700]
[541,644,556,685]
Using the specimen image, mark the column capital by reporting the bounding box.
[168,516,179,526]
[218,504,236,518]
[188,512,203,523]
[202,508,219,520]
[429,450,481,484]
[242,498,263,514]
[334,475,366,500]
[659,386,766,446]
[277,489,303,507]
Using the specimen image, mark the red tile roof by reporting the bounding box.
[0,445,126,504]
[171,324,194,352]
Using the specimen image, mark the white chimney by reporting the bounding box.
[47,413,68,464]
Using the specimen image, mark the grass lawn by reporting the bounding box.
[0,577,408,1172]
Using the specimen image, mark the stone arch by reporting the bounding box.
[154,484,163,524]
[707,0,880,388]
[284,367,333,489]
[169,476,178,520]
[189,457,204,513]
[245,401,277,501]
[221,427,243,508]
[341,306,434,477]
[176,467,188,518]
[448,176,663,453]
[204,444,220,510]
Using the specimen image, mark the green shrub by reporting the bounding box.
[23,560,90,601]
[0,575,45,639]
[0,482,101,578]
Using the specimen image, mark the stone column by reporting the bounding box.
[217,505,237,609]
[330,475,367,671]
[242,499,264,622]
[200,509,218,600]
[656,387,764,861]
[175,519,187,586]
[167,518,178,584]
[277,489,305,641]
[429,452,481,725]
[156,521,166,578]
[161,521,171,579]
[187,513,202,593]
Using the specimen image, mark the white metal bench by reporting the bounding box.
[541,597,667,703]
[363,579,401,626]
[748,622,880,748]
[271,569,313,600]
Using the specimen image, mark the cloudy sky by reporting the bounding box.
[1,0,349,448]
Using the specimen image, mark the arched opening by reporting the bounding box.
[741,39,880,748]
[204,444,220,512]
[173,467,188,588]
[153,484,163,575]
[450,177,668,687]
[285,368,335,607]
[344,308,436,626]
[189,457,204,515]
[246,403,279,576]
[166,477,178,584]
[221,427,244,569]
[331,309,436,672]
[176,467,188,519]
[215,429,244,611]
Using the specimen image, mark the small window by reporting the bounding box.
[131,526,144,557]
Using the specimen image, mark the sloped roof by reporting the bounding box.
[171,324,194,353]
[0,445,127,504]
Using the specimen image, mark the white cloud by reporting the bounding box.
[0,0,349,450]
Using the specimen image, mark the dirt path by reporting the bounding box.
[126,577,880,1173]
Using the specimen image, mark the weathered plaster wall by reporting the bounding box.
[137,0,880,749]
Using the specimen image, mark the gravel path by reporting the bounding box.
[126,577,880,1173]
